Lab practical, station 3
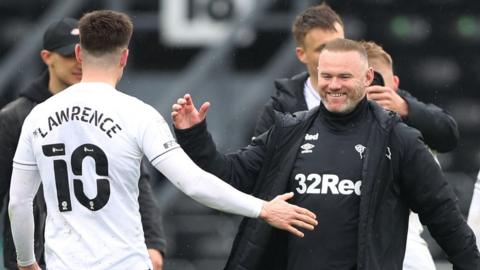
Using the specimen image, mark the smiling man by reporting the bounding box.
[172,38,479,270]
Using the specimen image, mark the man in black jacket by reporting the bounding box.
[172,39,479,269]
[253,4,458,154]
[0,18,166,270]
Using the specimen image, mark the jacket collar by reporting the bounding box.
[19,70,52,104]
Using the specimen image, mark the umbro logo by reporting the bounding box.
[304,133,319,141]
[301,143,315,154]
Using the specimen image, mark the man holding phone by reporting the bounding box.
[362,40,458,153]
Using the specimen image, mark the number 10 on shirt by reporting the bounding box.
[42,143,110,212]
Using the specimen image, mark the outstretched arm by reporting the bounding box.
[154,147,317,237]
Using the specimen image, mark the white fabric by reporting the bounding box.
[303,77,321,110]
[153,148,263,217]
[402,212,435,270]
[9,81,262,269]
[8,168,41,267]
[467,170,480,249]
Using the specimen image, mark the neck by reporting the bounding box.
[48,72,70,95]
[309,75,319,94]
[80,67,119,87]
[48,79,67,95]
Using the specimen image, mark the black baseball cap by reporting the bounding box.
[43,18,79,56]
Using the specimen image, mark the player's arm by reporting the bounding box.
[396,89,459,153]
[152,147,317,237]
[8,167,42,269]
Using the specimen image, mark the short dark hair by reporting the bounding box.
[320,38,367,62]
[78,10,133,56]
[292,3,344,47]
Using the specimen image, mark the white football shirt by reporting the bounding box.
[13,82,178,269]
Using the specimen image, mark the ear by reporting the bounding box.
[120,48,129,67]
[40,50,52,65]
[393,75,400,91]
[75,44,82,64]
[296,47,307,64]
[365,67,374,87]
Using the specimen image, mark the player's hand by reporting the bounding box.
[260,192,317,237]
[366,85,408,117]
[148,248,164,270]
[171,94,210,129]
[18,262,42,270]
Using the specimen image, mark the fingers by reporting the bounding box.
[290,219,315,231]
[276,192,294,201]
[184,93,194,106]
[172,103,183,112]
[198,101,210,119]
[294,211,317,227]
[295,205,316,219]
[286,225,304,238]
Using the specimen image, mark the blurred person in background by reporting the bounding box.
[253,4,459,269]
[362,40,458,153]
[254,3,344,136]
[8,10,317,270]
[0,17,166,270]
[171,38,479,270]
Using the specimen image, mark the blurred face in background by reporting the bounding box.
[41,50,82,94]
[368,57,399,91]
[317,49,373,114]
[296,23,345,85]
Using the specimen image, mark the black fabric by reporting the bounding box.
[397,89,459,153]
[0,71,166,269]
[175,100,479,270]
[254,72,459,153]
[286,99,370,270]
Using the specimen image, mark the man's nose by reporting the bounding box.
[329,77,341,89]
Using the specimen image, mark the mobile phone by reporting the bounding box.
[371,71,385,86]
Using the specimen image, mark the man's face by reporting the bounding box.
[317,50,373,114]
[368,57,399,91]
[47,51,82,89]
[296,23,345,83]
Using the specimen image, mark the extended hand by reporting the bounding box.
[260,192,317,237]
[171,94,210,129]
[366,85,408,117]
[148,248,164,270]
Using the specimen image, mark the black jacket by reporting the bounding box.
[254,71,459,153]
[175,101,479,270]
[0,71,166,269]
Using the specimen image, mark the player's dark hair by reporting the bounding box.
[78,10,133,56]
[292,3,344,47]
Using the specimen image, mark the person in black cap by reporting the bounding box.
[0,18,167,270]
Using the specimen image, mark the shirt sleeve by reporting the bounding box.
[137,105,180,166]
[8,167,42,267]
[154,145,263,218]
[136,105,263,218]
[12,114,37,171]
